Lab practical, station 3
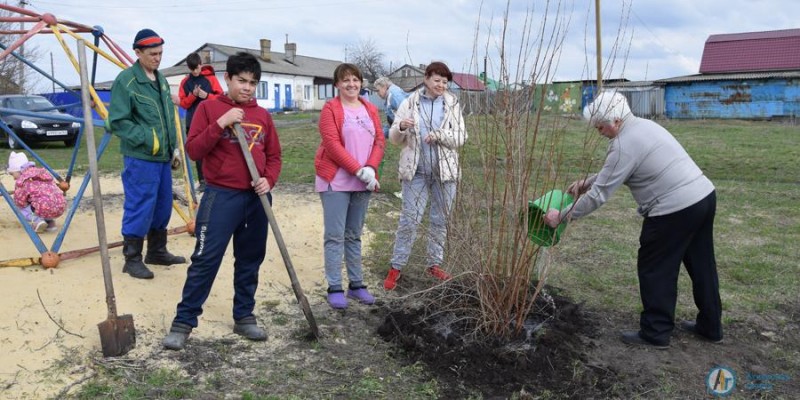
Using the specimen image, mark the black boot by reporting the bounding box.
[144,229,186,265]
[122,237,154,279]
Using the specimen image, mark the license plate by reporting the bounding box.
[46,130,68,136]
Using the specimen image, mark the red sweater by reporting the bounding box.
[186,95,282,190]
[314,97,385,182]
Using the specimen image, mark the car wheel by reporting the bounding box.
[64,137,77,147]
[7,134,20,149]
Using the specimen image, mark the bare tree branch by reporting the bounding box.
[344,38,387,82]
[36,289,85,339]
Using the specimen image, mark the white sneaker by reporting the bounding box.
[32,220,47,233]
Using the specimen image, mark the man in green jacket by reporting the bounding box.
[108,28,185,279]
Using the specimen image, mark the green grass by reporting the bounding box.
[0,128,121,178]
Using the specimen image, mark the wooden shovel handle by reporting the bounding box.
[232,123,319,338]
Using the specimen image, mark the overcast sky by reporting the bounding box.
[11,0,800,93]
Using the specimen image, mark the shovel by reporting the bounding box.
[78,41,136,356]
[233,123,320,339]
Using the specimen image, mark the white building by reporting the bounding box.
[161,39,341,112]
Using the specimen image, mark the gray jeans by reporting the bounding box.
[390,173,456,270]
[320,189,371,291]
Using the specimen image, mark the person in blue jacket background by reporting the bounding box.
[374,77,409,138]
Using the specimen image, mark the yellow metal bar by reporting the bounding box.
[172,201,189,223]
[59,25,127,70]
[173,105,196,219]
[53,27,108,118]
[0,257,39,268]
[51,26,80,71]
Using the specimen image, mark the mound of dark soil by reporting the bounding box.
[377,287,619,398]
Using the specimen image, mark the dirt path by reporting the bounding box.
[0,175,332,399]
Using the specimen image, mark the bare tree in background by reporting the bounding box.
[0,4,41,94]
[345,38,387,82]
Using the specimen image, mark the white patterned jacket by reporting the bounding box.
[388,89,467,182]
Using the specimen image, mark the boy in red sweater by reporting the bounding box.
[163,52,282,350]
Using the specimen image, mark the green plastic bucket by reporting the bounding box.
[527,190,574,247]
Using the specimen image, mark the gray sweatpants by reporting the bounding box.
[320,189,371,291]
[390,173,456,270]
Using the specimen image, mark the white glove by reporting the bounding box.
[171,148,182,170]
[366,177,380,192]
[356,166,376,183]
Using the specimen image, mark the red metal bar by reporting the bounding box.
[0,16,40,23]
[0,28,93,34]
[0,3,39,18]
[0,20,47,62]
[103,35,134,65]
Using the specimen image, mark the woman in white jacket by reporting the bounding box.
[383,62,467,290]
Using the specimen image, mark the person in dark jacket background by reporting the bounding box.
[108,28,186,280]
[178,52,223,192]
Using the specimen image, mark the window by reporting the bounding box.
[317,83,334,99]
[304,85,312,100]
[256,81,269,99]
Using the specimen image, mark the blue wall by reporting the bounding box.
[40,90,188,123]
[665,78,800,119]
[40,90,111,121]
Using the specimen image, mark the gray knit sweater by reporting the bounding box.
[563,115,714,220]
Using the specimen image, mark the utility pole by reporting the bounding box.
[17,0,29,93]
[51,52,55,93]
[595,0,602,93]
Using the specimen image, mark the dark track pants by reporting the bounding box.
[173,186,270,327]
[637,191,722,345]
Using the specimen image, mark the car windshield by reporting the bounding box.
[7,96,56,112]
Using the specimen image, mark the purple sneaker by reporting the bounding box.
[346,288,375,305]
[327,291,348,309]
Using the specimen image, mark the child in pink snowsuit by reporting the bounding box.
[7,152,66,233]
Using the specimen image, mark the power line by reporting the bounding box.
[629,8,683,57]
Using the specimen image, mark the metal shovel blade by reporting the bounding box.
[97,314,137,357]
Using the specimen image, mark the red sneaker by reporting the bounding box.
[427,265,451,281]
[384,268,401,290]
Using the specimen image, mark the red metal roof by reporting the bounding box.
[452,72,486,91]
[699,28,800,74]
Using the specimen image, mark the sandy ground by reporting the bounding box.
[0,175,336,399]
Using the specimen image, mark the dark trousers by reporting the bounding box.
[173,186,270,327]
[196,160,205,183]
[637,191,722,344]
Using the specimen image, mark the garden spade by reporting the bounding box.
[78,41,136,356]
[233,123,320,339]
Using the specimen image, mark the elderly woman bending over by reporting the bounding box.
[545,91,722,349]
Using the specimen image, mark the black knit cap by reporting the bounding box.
[132,28,164,49]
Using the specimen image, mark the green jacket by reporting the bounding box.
[108,61,177,161]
